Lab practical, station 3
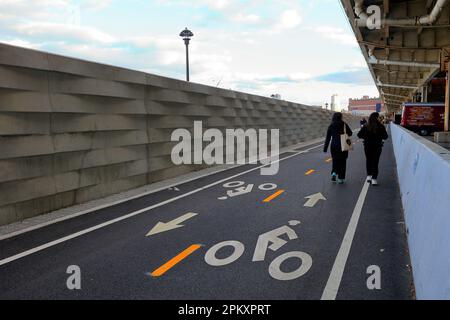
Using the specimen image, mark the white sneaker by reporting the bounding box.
[371,179,378,186]
[366,176,372,182]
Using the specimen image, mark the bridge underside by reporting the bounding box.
[340,0,450,122]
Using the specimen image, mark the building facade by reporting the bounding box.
[348,96,385,117]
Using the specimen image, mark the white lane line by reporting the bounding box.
[0,144,324,267]
[321,179,370,300]
[0,167,240,241]
[0,140,325,241]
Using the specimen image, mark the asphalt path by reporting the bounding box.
[0,138,413,300]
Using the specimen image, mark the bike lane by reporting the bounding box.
[0,140,410,299]
[0,142,322,260]
[335,136,413,300]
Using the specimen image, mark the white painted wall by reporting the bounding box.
[391,124,450,299]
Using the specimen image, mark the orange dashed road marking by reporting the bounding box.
[151,244,202,277]
[263,190,285,203]
[305,169,315,175]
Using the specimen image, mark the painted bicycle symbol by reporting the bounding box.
[217,181,278,200]
[204,220,312,281]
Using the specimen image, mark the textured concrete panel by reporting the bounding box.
[49,73,145,99]
[74,174,147,204]
[0,113,50,135]
[48,54,147,85]
[51,114,146,133]
[0,44,50,70]
[0,43,359,226]
[0,65,49,92]
[0,88,51,113]
[0,135,55,160]
[50,94,146,115]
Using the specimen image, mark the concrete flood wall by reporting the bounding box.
[391,124,450,299]
[0,43,357,226]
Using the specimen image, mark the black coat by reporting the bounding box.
[324,121,353,160]
[357,123,388,148]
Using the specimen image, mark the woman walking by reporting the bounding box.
[324,112,353,184]
[357,112,388,186]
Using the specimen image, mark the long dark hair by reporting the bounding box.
[331,112,343,125]
[367,112,380,133]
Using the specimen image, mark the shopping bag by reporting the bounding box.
[340,124,353,152]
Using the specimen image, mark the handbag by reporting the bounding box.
[340,123,353,152]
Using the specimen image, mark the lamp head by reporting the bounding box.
[180,27,193,45]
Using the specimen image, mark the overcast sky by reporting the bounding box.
[0,0,379,108]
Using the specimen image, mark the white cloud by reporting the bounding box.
[56,42,127,61]
[82,0,112,11]
[157,0,231,11]
[272,9,302,32]
[0,0,103,43]
[0,0,74,21]
[232,13,260,24]
[12,22,116,44]
[309,26,358,47]
[0,38,41,49]
[204,0,230,10]
[155,49,184,66]
[127,36,180,50]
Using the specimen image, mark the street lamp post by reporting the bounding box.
[179,27,194,82]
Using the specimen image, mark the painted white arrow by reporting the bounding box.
[304,193,327,207]
[146,212,198,236]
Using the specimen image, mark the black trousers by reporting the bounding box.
[364,145,382,179]
[332,158,347,180]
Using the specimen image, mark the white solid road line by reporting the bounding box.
[0,140,325,241]
[321,179,370,300]
[0,166,240,241]
[0,144,324,267]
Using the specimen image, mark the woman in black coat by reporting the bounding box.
[357,112,388,186]
[323,112,353,184]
